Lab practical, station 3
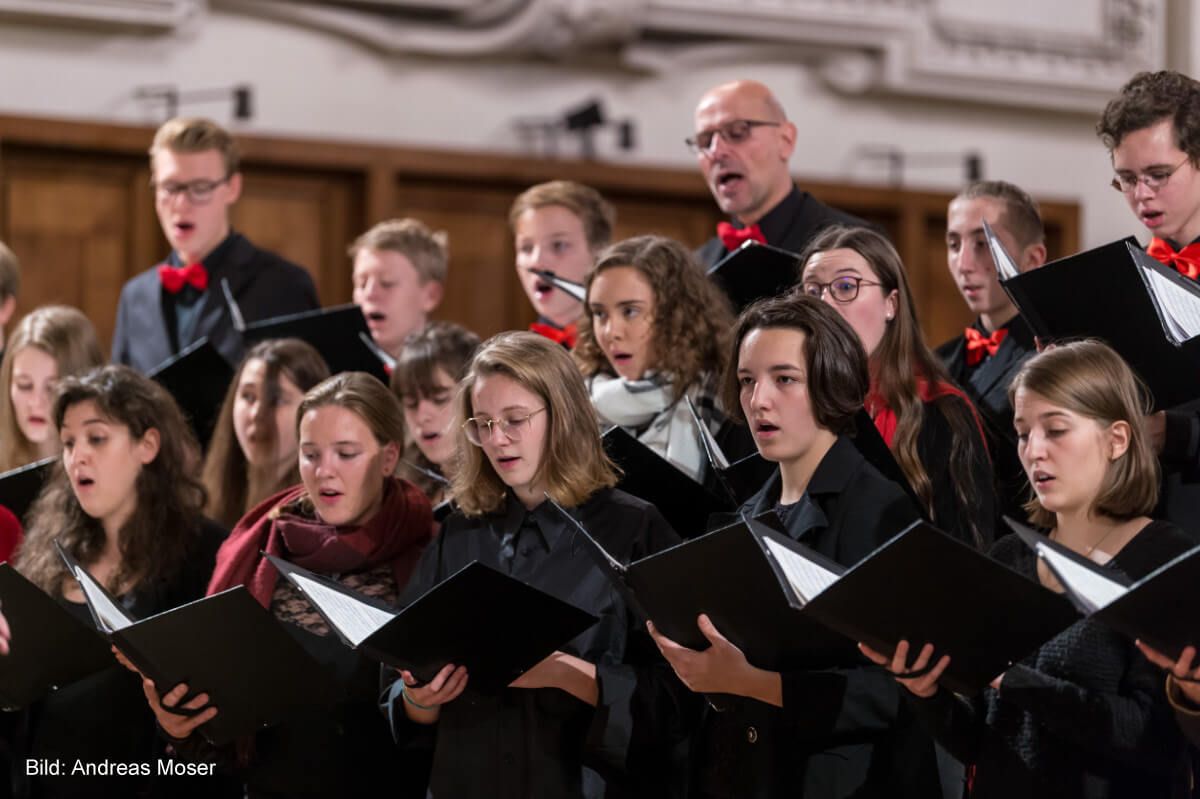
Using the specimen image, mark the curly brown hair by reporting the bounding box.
[1097,70,1200,159]
[575,235,733,395]
[18,366,207,595]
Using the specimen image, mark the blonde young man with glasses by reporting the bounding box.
[691,80,869,269]
[111,117,318,373]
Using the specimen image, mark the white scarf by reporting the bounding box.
[590,372,704,481]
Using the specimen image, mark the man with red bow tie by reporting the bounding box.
[1099,71,1200,537]
[936,181,1046,522]
[691,80,869,273]
[111,118,318,373]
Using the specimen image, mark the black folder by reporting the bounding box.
[58,545,336,745]
[986,226,1200,409]
[0,564,113,709]
[760,520,1078,694]
[554,503,856,671]
[222,280,390,383]
[0,456,55,524]
[603,426,732,537]
[147,337,234,445]
[707,241,801,311]
[1011,518,1200,661]
[266,555,598,693]
[526,268,586,303]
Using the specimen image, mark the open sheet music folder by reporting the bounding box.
[0,564,113,709]
[552,501,856,672]
[708,241,802,311]
[762,520,1079,694]
[56,544,336,745]
[265,554,598,692]
[984,227,1200,409]
[1010,517,1200,661]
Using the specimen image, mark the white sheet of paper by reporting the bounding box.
[984,222,1020,281]
[762,537,840,604]
[1142,264,1200,341]
[1036,544,1126,614]
[289,572,395,647]
[75,567,134,632]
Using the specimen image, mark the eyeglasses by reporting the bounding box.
[463,407,545,446]
[800,276,882,304]
[685,119,780,154]
[151,176,231,205]
[1110,156,1191,194]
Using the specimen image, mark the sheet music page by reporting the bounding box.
[289,572,395,647]
[1036,544,1126,613]
[75,567,134,632]
[762,537,840,604]
[1141,265,1200,341]
[983,221,1020,281]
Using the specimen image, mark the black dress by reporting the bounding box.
[9,519,232,799]
[691,435,940,799]
[910,520,1194,798]
[382,488,684,799]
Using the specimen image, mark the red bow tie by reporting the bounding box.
[717,222,767,251]
[1147,237,1200,281]
[158,262,209,294]
[964,327,1007,366]
[530,321,577,349]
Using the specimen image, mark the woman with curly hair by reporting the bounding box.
[799,225,995,548]
[575,234,736,481]
[13,365,232,799]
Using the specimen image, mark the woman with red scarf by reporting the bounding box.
[800,225,994,550]
[139,371,433,799]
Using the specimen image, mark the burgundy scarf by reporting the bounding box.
[207,477,433,606]
[866,378,986,453]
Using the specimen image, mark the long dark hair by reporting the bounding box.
[19,366,207,595]
[201,339,330,528]
[800,225,987,547]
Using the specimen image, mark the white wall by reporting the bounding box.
[0,8,1159,248]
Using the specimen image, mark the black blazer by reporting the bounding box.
[937,315,1036,526]
[111,232,319,373]
[695,186,872,269]
[691,435,940,799]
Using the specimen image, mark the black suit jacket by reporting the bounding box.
[691,436,940,799]
[111,232,319,373]
[696,186,873,269]
[937,315,1036,528]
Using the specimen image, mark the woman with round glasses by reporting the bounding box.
[382,331,683,798]
[575,235,738,482]
[799,225,994,549]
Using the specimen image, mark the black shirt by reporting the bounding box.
[911,520,1194,799]
[382,488,682,799]
[693,435,939,799]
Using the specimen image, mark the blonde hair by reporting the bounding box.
[0,306,104,472]
[150,117,240,176]
[297,372,406,446]
[508,181,616,253]
[451,332,617,516]
[348,218,450,285]
[1008,340,1158,528]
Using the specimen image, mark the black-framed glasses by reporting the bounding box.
[151,176,231,205]
[463,407,545,446]
[1110,156,1191,193]
[800,276,882,304]
[685,119,780,154]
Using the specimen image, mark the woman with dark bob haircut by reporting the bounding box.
[649,293,940,798]
[865,340,1193,797]
[13,365,231,799]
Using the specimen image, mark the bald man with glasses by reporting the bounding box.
[691,80,870,268]
[111,117,318,373]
